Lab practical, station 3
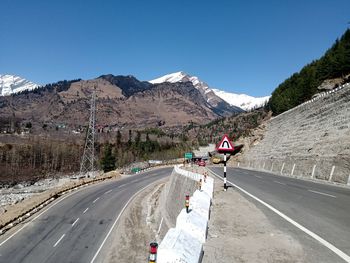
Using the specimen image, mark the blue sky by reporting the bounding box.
[1,0,349,96]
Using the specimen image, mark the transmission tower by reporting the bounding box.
[80,88,97,177]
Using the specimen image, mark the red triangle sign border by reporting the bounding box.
[216,134,235,153]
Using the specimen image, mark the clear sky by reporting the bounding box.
[1,0,349,96]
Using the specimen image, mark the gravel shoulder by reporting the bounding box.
[202,176,306,263]
[100,178,167,262]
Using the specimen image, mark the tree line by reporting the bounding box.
[267,28,350,115]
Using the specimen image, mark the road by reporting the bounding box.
[209,166,350,262]
[0,167,172,263]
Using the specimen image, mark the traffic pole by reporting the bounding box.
[149,242,158,263]
[185,194,190,213]
[224,153,227,191]
[199,179,202,191]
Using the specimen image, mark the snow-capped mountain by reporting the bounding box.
[150,71,213,96]
[150,71,244,115]
[150,71,270,111]
[212,89,270,111]
[0,74,39,96]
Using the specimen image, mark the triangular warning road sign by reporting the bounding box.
[216,134,234,153]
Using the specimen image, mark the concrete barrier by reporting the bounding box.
[158,165,214,263]
[176,209,208,244]
[157,228,203,263]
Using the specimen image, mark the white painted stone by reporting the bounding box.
[176,209,208,244]
[280,163,285,175]
[291,164,296,176]
[311,164,316,179]
[157,228,203,263]
[329,166,335,182]
[191,190,211,220]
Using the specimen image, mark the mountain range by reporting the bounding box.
[0,72,270,111]
[0,74,240,132]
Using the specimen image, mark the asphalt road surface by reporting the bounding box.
[209,166,350,263]
[0,167,172,263]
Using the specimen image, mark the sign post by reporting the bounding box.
[216,134,235,191]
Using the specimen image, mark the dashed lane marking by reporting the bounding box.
[92,197,100,204]
[83,208,89,214]
[90,183,158,263]
[308,190,336,198]
[104,190,112,194]
[254,175,262,178]
[273,180,286,185]
[53,234,65,248]
[71,218,79,227]
[0,190,79,247]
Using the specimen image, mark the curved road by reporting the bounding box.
[209,166,350,262]
[0,167,172,263]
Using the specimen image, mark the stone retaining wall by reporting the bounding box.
[242,83,350,185]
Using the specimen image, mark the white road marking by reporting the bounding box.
[92,197,100,204]
[83,208,89,214]
[53,234,65,248]
[273,180,286,185]
[117,184,126,188]
[0,190,79,247]
[90,183,158,263]
[72,218,79,227]
[104,190,112,194]
[254,175,262,178]
[308,190,336,198]
[211,170,350,262]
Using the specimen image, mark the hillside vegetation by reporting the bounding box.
[268,29,350,115]
[184,109,269,147]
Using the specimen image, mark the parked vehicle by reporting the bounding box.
[198,160,206,166]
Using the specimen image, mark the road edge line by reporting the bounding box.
[209,169,350,263]
[90,179,165,263]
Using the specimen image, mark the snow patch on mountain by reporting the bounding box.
[0,74,39,96]
[150,71,212,97]
[150,71,270,111]
[212,89,270,111]
[150,71,244,115]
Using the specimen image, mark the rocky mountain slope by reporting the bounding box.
[0,74,39,96]
[150,71,269,111]
[0,74,242,132]
[150,72,244,115]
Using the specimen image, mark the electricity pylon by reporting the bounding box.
[80,88,97,177]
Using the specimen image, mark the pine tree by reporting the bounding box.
[100,144,116,173]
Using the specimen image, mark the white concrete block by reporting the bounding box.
[201,178,213,199]
[158,228,203,263]
[191,190,211,220]
[176,209,208,244]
